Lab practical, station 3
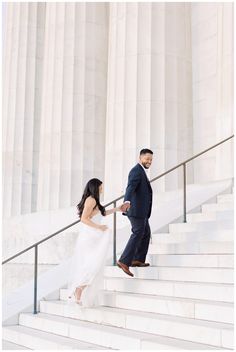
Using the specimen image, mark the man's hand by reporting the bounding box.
[120,202,131,212]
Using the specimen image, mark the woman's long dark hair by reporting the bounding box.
[77,178,105,218]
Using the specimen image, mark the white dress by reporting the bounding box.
[66,211,110,307]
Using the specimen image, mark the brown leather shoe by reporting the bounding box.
[117,261,134,277]
[131,260,150,267]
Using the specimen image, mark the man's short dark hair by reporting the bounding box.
[140,148,153,156]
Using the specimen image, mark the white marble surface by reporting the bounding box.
[3,3,108,218]
[3,183,233,325]
[38,300,233,348]
[2,4,234,334]
[3,189,233,348]
[191,2,234,182]
[2,3,233,218]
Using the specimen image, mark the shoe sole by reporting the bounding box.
[131,264,150,267]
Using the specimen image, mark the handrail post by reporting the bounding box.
[33,245,38,314]
[113,201,117,266]
[183,163,187,223]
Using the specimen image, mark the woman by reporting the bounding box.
[67,178,124,307]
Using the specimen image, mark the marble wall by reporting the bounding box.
[191,2,234,182]
[3,3,108,217]
[2,2,234,218]
[104,3,193,200]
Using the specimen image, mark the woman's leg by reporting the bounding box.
[74,285,87,302]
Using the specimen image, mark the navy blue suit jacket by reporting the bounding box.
[123,163,153,219]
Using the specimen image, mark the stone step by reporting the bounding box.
[169,219,233,233]
[59,289,233,324]
[217,194,234,203]
[39,301,233,349]
[2,325,108,350]
[2,340,31,350]
[202,202,233,212]
[146,254,233,268]
[148,241,234,254]
[18,312,222,350]
[103,277,234,303]
[104,266,233,284]
[186,210,233,223]
[152,230,233,243]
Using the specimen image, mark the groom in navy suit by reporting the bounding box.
[118,149,153,277]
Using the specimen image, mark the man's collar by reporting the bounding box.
[138,162,150,181]
[138,162,147,172]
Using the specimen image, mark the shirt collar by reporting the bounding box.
[139,162,147,172]
[138,162,150,180]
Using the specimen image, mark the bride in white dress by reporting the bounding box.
[66,178,125,307]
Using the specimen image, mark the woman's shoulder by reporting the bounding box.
[85,196,97,206]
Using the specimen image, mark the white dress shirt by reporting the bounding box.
[139,162,150,180]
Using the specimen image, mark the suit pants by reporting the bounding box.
[119,216,151,267]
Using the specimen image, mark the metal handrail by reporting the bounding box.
[2,134,234,314]
[2,220,80,265]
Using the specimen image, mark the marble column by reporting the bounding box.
[164,3,193,190]
[2,2,233,218]
[3,3,20,217]
[104,3,193,201]
[191,2,234,183]
[3,3,109,217]
[37,2,108,211]
[3,3,46,217]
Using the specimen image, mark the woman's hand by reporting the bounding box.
[99,224,108,231]
[116,205,123,212]
[105,203,129,215]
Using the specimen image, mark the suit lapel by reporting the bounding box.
[137,164,152,190]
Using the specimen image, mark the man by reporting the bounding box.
[118,149,153,277]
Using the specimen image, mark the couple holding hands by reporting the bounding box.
[67,149,153,306]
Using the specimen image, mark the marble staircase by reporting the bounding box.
[2,192,234,350]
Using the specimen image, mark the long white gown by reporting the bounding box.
[66,211,111,307]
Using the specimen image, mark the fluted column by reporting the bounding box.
[3,3,46,217]
[164,3,193,189]
[36,3,56,211]
[191,2,234,183]
[59,4,75,208]
[104,3,193,201]
[3,2,233,218]
[37,2,108,211]
[3,3,19,217]
[21,3,45,214]
[3,3,108,217]
[215,3,234,180]
[30,4,46,212]
[71,3,108,205]
[11,4,29,215]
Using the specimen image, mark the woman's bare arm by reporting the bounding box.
[105,207,120,216]
[105,204,127,216]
